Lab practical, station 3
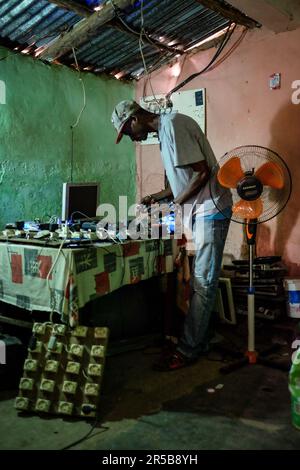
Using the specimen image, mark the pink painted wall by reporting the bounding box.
[135,26,300,274]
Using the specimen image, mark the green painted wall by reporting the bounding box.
[0,46,135,226]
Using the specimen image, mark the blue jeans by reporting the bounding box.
[177,216,230,359]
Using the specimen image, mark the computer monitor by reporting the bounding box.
[62,182,99,221]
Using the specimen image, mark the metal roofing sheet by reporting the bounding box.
[0,0,243,79]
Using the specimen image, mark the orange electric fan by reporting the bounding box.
[210,145,292,371]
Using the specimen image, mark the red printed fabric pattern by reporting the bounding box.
[11,254,23,284]
[122,242,140,258]
[95,272,110,295]
[23,249,53,280]
[37,255,52,280]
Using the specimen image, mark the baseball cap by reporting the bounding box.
[111,100,141,144]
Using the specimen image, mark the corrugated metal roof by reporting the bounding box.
[0,0,254,80]
[0,0,79,47]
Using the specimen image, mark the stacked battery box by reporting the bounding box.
[223,256,287,320]
[15,323,109,418]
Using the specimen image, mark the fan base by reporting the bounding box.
[219,343,289,374]
[245,350,258,364]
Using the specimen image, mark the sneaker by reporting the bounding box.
[160,338,177,358]
[153,351,197,371]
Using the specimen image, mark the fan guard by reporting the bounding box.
[210,145,292,225]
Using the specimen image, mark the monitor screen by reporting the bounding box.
[62,182,99,221]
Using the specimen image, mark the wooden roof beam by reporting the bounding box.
[39,0,134,60]
[46,0,183,59]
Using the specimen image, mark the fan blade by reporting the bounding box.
[233,199,263,219]
[255,161,284,189]
[217,157,244,188]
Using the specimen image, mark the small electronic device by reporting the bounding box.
[23,221,40,231]
[34,230,50,239]
[62,182,99,222]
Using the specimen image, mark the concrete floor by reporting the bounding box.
[1,339,300,450]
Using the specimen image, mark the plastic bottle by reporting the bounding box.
[289,346,300,429]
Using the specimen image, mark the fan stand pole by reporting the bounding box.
[245,221,258,364]
[220,220,289,374]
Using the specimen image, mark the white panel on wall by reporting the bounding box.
[140,88,206,145]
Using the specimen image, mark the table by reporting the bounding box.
[0,239,180,326]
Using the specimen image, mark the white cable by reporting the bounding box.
[71,47,86,129]
[99,227,120,244]
[49,311,54,324]
[138,0,162,111]
[110,0,162,110]
[82,369,91,381]
[6,241,57,326]
[140,0,144,28]
[46,237,66,323]
[98,232,125,276]
[70,210,95,222]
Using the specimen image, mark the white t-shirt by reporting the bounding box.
[158,112,232,227]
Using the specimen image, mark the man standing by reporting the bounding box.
[111,100,232,370]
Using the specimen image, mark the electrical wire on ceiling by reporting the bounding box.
[166,24,248,99]
[109,0,182,55]
[139,20,247,113]
[141,51,170,98]
[140,22,239,112]
[207,26,248,72]
[109,0,166,109]
[166,22,236,98]
[138,0,163,110]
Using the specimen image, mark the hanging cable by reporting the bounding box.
[138,0,163,110]
[70,47,86,182]
[71,47,86,128]
[109,0,167,110]
[166,23,237,99]
[207,27,248,72]
[109,0,178,54]
[109,0,164,108]
[141,40,171,97]
[70,127,74,183]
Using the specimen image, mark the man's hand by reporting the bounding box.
[141,186,174,206]
[141,194,156,206]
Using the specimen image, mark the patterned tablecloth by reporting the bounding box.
[0,239,181,325]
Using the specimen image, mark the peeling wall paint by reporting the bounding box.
[0,47,135,226]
